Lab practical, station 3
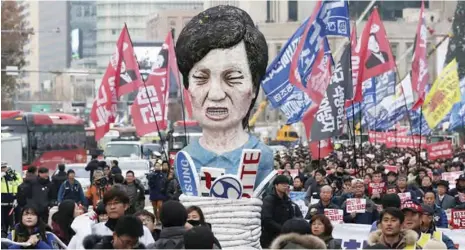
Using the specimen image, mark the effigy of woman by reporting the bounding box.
[173,5,277,249]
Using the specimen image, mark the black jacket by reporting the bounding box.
[51,171,67,200]
[123,180,146,213]
[165,178,181,201]
[17,175,54,214]
[153,226,186,249]
[83,235,146,249]
[260,190,303,248]
[85,159,100,183]
[305,201,340,219]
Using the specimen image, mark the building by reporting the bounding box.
[69,1,97,69]
[96,1,203,71]
[146,9,202,41]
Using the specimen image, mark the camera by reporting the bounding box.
[4,168,18,181]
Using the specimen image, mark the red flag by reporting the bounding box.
[411,0,429,110]
[115,28,143,97]
[304,39,333,106]
[90,26,131,140]
[309,139,333,159]
[132,32,175,136]
[353,8,396,103]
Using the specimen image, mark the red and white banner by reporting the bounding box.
[384,165,398,174]
[398,192,412,203]
[385,134,427,149]
[427,141,453,160]
[411,0,430,110]
[237,149,261,198]
[346,198,367,213]
[324,209,344,224]
[368,131,388,144]
[368,182,386,197]
[353,8,396,103]
[309,139,333,159]
[132,32,174,136]
[451,209,465,229]
[91,26,141,140]
[441,171,463,189]
[305,38,333,106]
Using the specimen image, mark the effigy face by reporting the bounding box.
[187,41,255,131]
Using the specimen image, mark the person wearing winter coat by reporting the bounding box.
[422,191,448,228]
[261,175,303,248]
[152,201,188,249]
[310,214,342,249]
[305,169,327,206]
[269,233,326,249]
[57,170,87,206]
[135,210,160,241]
[165,168,181,201]
[16,167,54,223]
[367,207,418,249]
[123,171,145,214]
[183,225,219,249]
[305,185,339,219]
[436,180,456,210]
[185,206,221,249]
[68,188,154,249]
[83,215,146,249]
[51,200,82,245]
[85,155,100,183]
[7,205,60,249]
[147,162,167,224]
[342,179,379,225]
[51,164,67,200]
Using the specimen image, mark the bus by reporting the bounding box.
[167,120,202,165]
[1,111,87,170]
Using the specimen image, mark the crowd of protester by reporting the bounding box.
[1,142,465,249]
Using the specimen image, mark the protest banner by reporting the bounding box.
[385,134,427,149]
[289,191,308,217]
[325,209,344,224]
[427,141,453,160]
[442,171,463,189]
[451,209,465,229]
[384,165,398,173]
[398,192,412,203]
[368,182,386,196]
[346,198,366,213]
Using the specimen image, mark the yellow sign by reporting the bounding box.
[422,59,461,129]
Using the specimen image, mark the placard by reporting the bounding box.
[427,141,453,160]
[289,191,308,217]
[451,209,465,229]
[442,171,463,189]
[236,149,261,198]
[324,208,344,224]
[346,198,366,213]
[398,192,412,203]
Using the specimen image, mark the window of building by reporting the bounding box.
[266,0,271,22]
[91,5,96,16]
[84,6,90,16]
[112,29,117,35]
[276,43,282,55]
[391,42,398,61]
[288,0,298,21]
[76,6,82,17]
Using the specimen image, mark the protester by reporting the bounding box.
[7,205,59,249]
[310,214,342,249]
[135,210,160,241]
[51,164,67,200]
[342,179,379,224]
[367,207,418,249]
[153,200,188,249]
[281,218,311,235]
[147,161,167,225]
[448,174,465,209]
[260,175,303,248]
[83,215,145,249]
[305,169,327,205]
[269,232,326,249]
[418,204,456,249]
[422,191,448,228]
[85,154,100,183]
[123,171,145,214]
[183,225,218,249]
[51,200,82,245]
[292,176,305,191]
[370,193,401,232]
[95,202,108,223]
[57,169,86,206]
[165,167,181,201]
[86,170,111,208]
[185,206,221,248]
[305,185,339,219]
[436,180,456,210]
[111,160,122,175]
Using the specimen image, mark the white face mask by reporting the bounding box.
[187,41,255,131]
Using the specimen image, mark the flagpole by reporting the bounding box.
[125,23,169,162]
[318,140,321,165]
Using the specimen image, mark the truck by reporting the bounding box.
[1,136,23,173]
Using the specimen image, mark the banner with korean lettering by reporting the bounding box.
[91,26,129,140]
[385,134,427,149]
[449,77,465,131]
[427,141,453,160]
[309,139,334,159]
[346,198,366,213]
[310,45,352,141]
[423,59,461,129]
[132,32,174,136]
[451,209,465,229]
[324,209,344,224]
[441,171,463,189]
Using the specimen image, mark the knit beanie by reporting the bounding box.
[184,225,215,249]
[160,200,187,227]
[281,218,311,235]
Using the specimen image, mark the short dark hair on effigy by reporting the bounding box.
[175,5,268,129]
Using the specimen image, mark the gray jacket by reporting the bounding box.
[436,193,456,210]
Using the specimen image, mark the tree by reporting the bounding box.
[445,0,465,80]
[1,1,31,110]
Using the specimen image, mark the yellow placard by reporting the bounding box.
[422,59,461,129]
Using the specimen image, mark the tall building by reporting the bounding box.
[96,1,203,71]
[69,1,97,69]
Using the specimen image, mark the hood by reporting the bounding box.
[368,229,418,247]
[270,233,327,249]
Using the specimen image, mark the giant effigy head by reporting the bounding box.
[175,5,268,130]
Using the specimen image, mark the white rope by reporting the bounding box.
[180,195,263,249]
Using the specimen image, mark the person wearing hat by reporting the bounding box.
[367,207,418,249]
[435,180,456,210]
[260,174,303,248]
[1,162,22,234]
[386,171,398,186]
[448,174,465,209]
[370,193,401,232]
[431,169,443,190]
[422,191,447,228]
[401,200,455,249]
[85,170,111,208]
[57,169,86,206]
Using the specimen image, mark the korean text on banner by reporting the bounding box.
[427,141,453,160]
[423,59,461,129]
[324,209,344,224]
[398,192,412,203]
[441,171,463,189]
[346,198,366,213]
[451,209,465,229]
